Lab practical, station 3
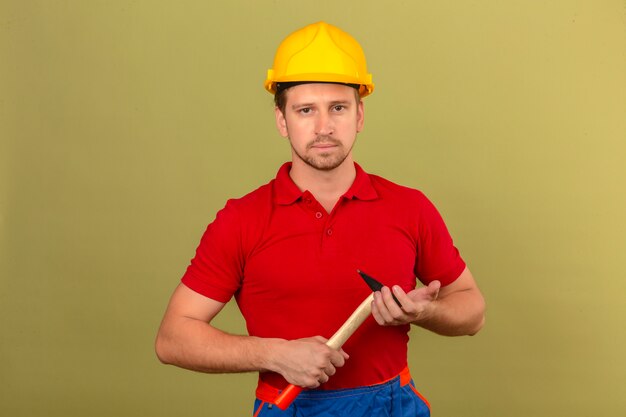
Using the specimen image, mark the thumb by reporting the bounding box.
[428,280,441,300]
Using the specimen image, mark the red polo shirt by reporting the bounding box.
[182,162,466,390]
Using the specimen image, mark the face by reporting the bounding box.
[275,83,364,172]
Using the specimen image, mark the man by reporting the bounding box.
[156,21,485,416]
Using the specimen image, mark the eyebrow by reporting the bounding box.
[290,100,352,110]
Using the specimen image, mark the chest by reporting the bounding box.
[235,197,419,337]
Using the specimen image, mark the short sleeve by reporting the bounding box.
[414,194,466,287]
[181,199,245,302]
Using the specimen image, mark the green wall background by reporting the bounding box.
[2,1,625,416]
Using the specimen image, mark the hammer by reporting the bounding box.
[274,270,400,410]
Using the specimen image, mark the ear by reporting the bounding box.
[275,107,289,138]
[356,100,365,133]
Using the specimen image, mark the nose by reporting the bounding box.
[314,110,334,136]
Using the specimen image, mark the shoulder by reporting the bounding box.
[200,179,276,259]
[212,180,276,231]
[364,172,445,228]
[367,172,431,206]
[222,162,294,213]
[224,180,274,210]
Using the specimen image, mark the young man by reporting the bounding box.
[156,22,485,416]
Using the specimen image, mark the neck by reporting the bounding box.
[289,158,357,213]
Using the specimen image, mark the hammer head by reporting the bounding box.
[357,270,402,307]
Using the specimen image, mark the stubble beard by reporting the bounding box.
[291,136,354,171]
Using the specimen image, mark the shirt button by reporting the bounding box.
[315,212,323,219]
[326,228,333,236]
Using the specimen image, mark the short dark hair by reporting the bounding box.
[274,82,361,115]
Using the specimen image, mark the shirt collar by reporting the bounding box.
[274,162,379,206]
[274,162,304,205]
[344,162,379,201]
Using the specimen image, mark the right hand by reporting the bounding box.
[271,336,349,388]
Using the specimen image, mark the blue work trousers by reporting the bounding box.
[252,372,430,417]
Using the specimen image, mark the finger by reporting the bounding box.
[391,285,410,306]
[329,350,346,367]
[308,380,321,388]
[370,299,386,325]
[318,372,329,384]
[381,286,404,318]
[406,282,440,303]
[302,372,322,388]
[324,363,337,377]
[392,285,417,315]
[373,291,394,323]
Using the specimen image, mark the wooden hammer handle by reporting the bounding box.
[326,293,375,349]
[274,293,375,410]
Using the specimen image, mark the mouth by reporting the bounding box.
[308,138,341,150]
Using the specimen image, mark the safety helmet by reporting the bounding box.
[264,22,374,97]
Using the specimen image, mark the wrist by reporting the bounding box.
[257,337,288,373]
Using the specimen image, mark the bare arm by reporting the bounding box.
[155,284,347,387]
[371,267,485,336]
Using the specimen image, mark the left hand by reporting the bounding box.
[371,281,441,326]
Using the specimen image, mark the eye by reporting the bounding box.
[298,107,312,114]
[332,105,346,112]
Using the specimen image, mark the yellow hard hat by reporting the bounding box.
[264,22,374,97]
